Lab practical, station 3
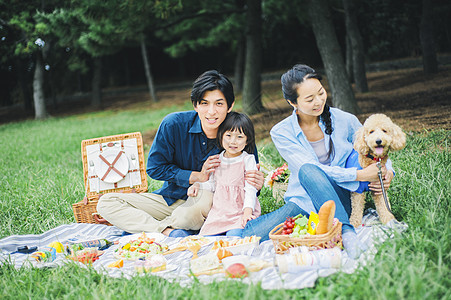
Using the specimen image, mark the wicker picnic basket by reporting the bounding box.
[72,132,148,225]
[269,219,343,254]
[272,182,288,202]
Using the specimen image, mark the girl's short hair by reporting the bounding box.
[217,112,255,154]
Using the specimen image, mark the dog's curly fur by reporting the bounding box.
[350,114,406,227]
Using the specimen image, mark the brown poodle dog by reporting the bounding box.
[350,114,406,227]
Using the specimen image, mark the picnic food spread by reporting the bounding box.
[25,201,345,279]
[114,232,168,260]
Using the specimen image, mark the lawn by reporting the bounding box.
[0,99,449,299]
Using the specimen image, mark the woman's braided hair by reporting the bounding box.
[281,64,334,159]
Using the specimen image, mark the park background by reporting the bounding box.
[1,0,450,299]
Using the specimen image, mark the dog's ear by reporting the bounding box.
[354,127,369,155]
[390,124,406,151]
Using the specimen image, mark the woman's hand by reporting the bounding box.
[356,163,387,182]
[187,183,200,197]
[369,170,394,194]
[189,154,220,184]
[245,164,265,190]
[241,207,256,227]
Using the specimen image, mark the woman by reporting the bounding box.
[242,64,395,259]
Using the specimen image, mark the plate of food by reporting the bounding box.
[118,232,165,246]
[211,235,261,254]
[114,232,168,260]
[171,235,216,249]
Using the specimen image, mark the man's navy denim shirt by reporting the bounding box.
[146,110,259,206]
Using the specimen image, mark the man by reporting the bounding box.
[97,70,264,237]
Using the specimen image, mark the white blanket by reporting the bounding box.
[0,209,407,290]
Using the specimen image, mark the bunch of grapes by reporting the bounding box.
[281,214,309,237]
[282,217,296,235]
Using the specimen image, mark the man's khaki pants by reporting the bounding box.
[97,190,213,233]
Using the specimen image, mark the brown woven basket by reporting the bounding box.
[269,219,343,254]
[272,182,288,202]
[73,132,148,225]
[72,198,111,225]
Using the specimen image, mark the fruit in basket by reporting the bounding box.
[317,200,336,234]
[281,214,309,237]
[225,263,249,278]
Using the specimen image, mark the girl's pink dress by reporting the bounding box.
[199,157,261,236]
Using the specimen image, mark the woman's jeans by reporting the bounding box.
[297,164,354,234]
[242,163,355,241]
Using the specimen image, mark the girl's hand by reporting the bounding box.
[187,183,200,197]
[241,207,256,227]
[245,164,264,190]
[356,163,387,182]
[369,170,394,194]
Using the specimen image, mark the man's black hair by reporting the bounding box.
[191,70,235,108]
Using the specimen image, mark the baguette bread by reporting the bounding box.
[316,200,336,234]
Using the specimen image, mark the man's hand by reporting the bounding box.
[187,183,200,197]
[369,170,394,194]
[245,164,264,190]
[189,154,220,184]
[241,207,256,227]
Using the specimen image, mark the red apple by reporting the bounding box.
[225,263,249,278]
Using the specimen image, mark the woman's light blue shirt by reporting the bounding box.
[270,107,392,213]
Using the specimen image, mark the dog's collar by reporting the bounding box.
[366,153,385,162]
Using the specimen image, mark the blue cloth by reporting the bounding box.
[345,149,370,194]
[146,111,259,205]
[243,201,307,242]
[225,229,244,237]
[168,229,199,238]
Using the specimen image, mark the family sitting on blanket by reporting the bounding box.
[98,65,396,259]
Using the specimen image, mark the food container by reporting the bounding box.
[269,218,343,254]
[72,132,148,225]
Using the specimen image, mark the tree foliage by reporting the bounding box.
[1,0,450,114]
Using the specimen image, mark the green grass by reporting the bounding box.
[0,105,450,299]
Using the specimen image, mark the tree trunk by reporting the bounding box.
[141,37,158,102]
[33,52,47,119]
[343,0,368,93]
[420,0,438,74]
[15,58,33,111]
[308,0,360,114]
[242,0,264,115]
[91,57,102,109]
[345,34,354,83]
[234,38,245,94]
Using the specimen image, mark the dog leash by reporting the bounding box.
[376,161,394,215]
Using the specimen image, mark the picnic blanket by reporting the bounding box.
[0,209,407,290]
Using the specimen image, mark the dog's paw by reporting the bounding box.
[378,213,395,225]
[349,215,362,229]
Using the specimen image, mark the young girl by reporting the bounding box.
[187,112,261,237]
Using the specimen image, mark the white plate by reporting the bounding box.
[172,235,216,249]
[224,241,259,255]
[95,148,129,183]
[118,232,165,246]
